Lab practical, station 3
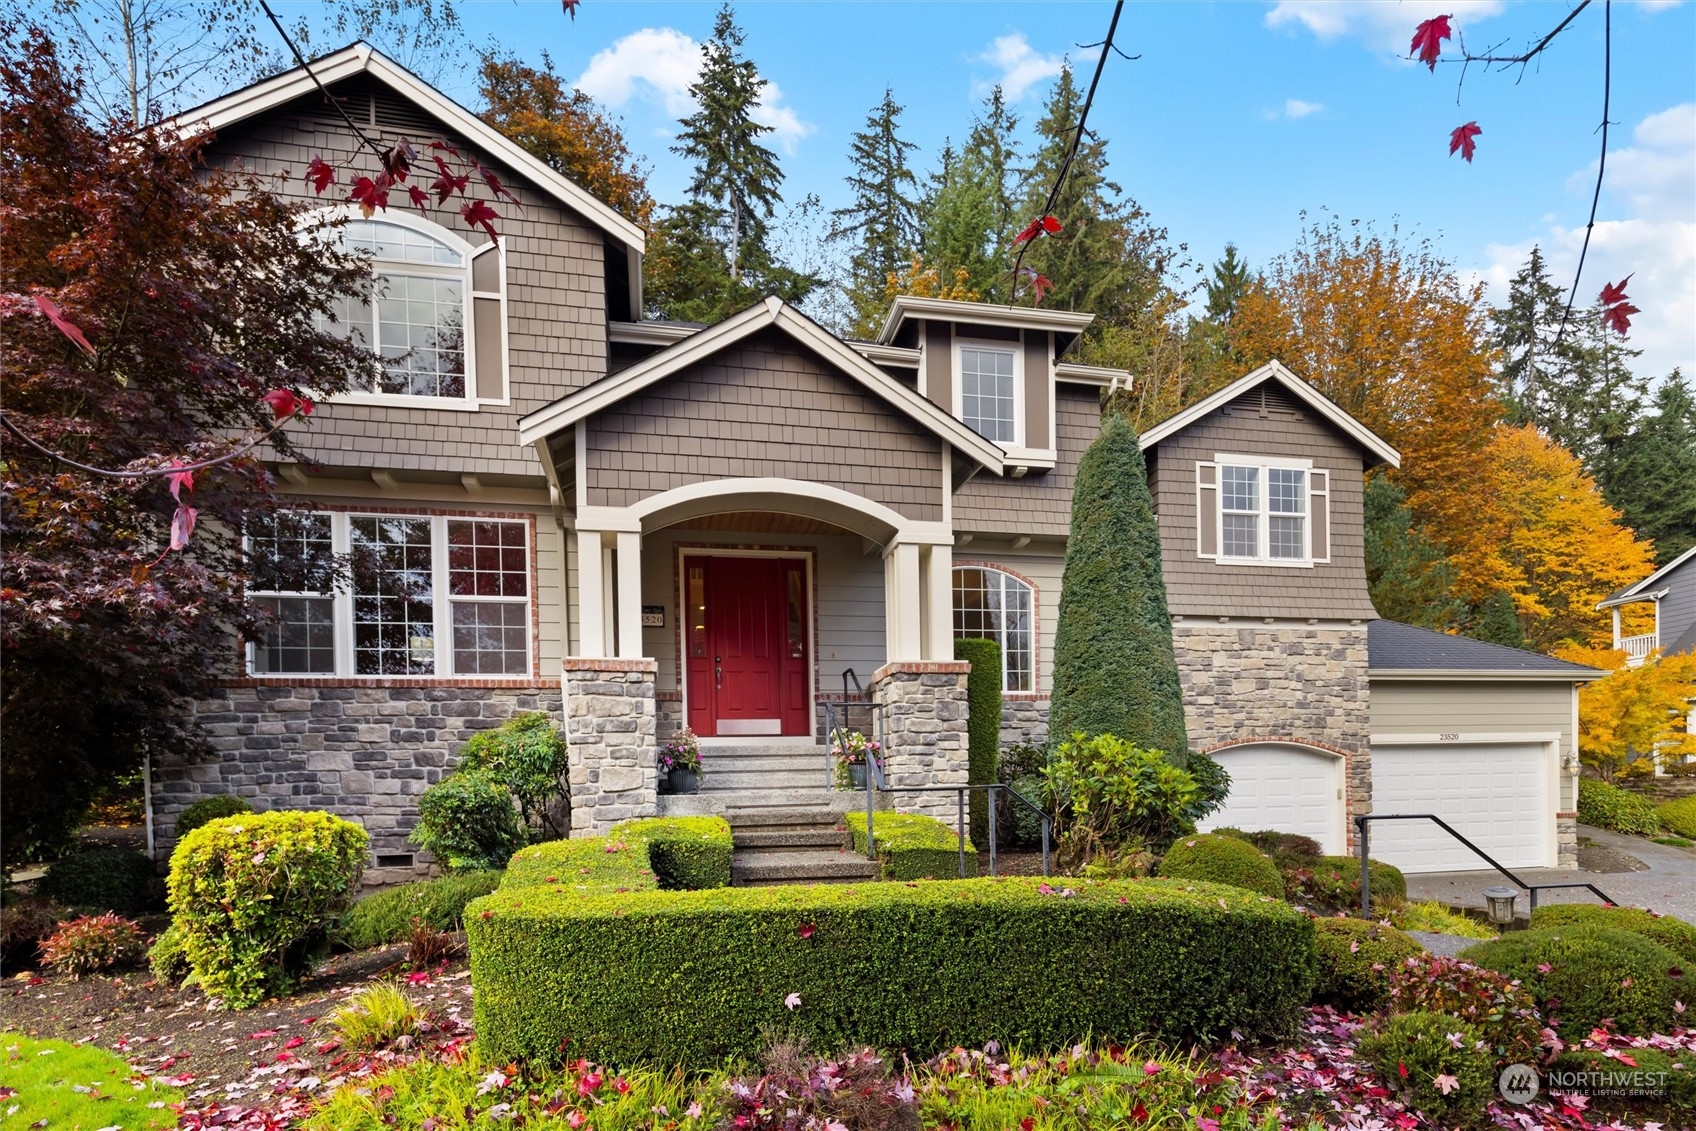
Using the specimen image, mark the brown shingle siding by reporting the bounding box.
[953,384,1100,536]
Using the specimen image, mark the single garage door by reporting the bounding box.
[1198,743,1346,856]
[1370,741,1551,873]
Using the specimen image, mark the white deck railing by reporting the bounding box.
[1621,632,1658,666]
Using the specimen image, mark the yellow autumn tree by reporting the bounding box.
[1228,214,1502,553]
[1471,426,1656,650]
[885,258,980,303]
[1555,644,1696,778]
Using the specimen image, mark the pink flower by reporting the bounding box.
[577,1071,603,1095]
[614,1076,631,1094]
[567,1112,586,1129]
[685,1101,704,1119]
[407,971,430,985]
[1142,1060,1161,1076]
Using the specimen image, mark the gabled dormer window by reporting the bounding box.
[1197,455,1330,566]
[957,344,1018,443]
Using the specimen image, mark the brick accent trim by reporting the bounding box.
[562,657,658,673]
[872,660,971,681]
[1003,692,1049,703]
[1202,735,1358,759]
[220,677,560,689]
[1556,810,1579,819]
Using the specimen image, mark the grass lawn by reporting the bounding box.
[0,1033,181,1131]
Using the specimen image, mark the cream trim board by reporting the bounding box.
[1141,360,1401,468]
[1369,669,1605,683]
[1371,731,1563,745]
[1310,470,1331,564]
[875,295,1094,345]
[1213,451,1313,470]
[609,321,696,346]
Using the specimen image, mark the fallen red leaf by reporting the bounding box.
[33,294,95,355]
[1411,14,1452,71]
[1449,121,1481,162]
[798,923,816,940]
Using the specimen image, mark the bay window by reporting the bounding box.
[952,566,1035,692]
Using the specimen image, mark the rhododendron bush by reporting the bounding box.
[0,26,376,862]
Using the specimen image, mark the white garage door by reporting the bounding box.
[1370,742,1551,873]
[1198,744,1345,856]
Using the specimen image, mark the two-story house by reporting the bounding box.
[1601,546,1696,666]
[150,45,1599,882]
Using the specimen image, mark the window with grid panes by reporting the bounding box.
[952,566,1034,692]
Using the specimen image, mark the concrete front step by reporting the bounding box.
[733,826,852,850]
[702,770,831,792]
[655,789,875,818]
[731,848,879,886]
[697,753,829,774]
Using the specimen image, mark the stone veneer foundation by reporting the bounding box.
[563,659,660,836]
[156,683,563,883]
[871,661,970,821]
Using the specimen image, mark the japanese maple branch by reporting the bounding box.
[0,410,298,480]
[1456,1,1591,68]
[1555,0,1612,346]
[257,0,390,165]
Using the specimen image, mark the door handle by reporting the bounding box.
[715,658,723,689]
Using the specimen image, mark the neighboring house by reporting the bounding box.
[1599,545,1696,666]
[149,46,1598,881]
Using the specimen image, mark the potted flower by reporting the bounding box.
[658,728,703,795]
[831,731,881,790]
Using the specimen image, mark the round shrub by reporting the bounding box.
[1659,796,1696,840]
[1387,955,1546,1067]
[166,809,368,1008]
[39,847,156,915]
[1360,1011,1494,1123]
[1311,918,1424,1011]
[1214,827,1323,869]
[1577,778,1663,836]
[1459,925,1683,1036]
[148,923,191,985]
[1530,903,1696,964]
[42,913,145,978]
[1156,833,1284,897]
[1286,856,1406,913]
[1551,1045,1695,1113]
[0,899,62,972]
[335,870,504,950]
[174,795,253,839]
[409,770,525,872]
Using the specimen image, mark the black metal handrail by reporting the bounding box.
[1355,813,1614,918]
[863,781,1052,878]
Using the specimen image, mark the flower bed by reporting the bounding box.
[466,875,1315,1067]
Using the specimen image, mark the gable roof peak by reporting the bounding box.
[1138,358,1401,468]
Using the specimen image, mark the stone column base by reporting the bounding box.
[564,659,659,836]
[871,661,970,822]
[1556,810,1579,869]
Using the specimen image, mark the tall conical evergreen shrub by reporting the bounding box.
[1049,399,1189,759]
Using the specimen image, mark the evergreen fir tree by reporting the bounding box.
[915,87,1021,302]
[1363,476,1466,629]
[671,3,809,305]
[828,88,920,335]
[1606,370,1696,565]
[1204,243,1251,325]
[1049,394,1189,759]
[1468,590,1528,650]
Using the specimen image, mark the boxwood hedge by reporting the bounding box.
[844,811,977,880]
[1529,903,1696,964]
[466,875,1316,1067]
[501,837,658,894]
[609,817,732,890]
[334,870,505,950]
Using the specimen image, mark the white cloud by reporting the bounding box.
[1474,103,1696,380]
[972,33,1065,101]
[1283,98,1325,119]
[1265,1,1506,54]
[573,27,814,153]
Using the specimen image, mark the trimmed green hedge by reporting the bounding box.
[610,818,732,891]
[1156,833,1284,898]
[501,837,658,895]
[467,876,1316,1067]
[1460,924,1684,1035]
[954,637,1002,850]
[1577,779,1663,837]
[1310,918,1423,1011]
[844,811,977,880]
[1660,796,1696,840]
[1528,903,1696,964]
[335,870,505,950]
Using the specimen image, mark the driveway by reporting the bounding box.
[1403,824,1696,924]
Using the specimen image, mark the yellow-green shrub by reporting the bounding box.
[1156,833,1283,897]
[467,876,1316,1067]
[844,811,977,880]
[1311,918,1424,1010]
[1658,796,1696,840]
[1528,902,1696,964]
[166,810,368,1008]
[610,817,732,890]
[1460,924,1683,1036]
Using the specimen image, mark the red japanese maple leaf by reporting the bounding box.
[33,294,95,354]
[1013,214,1063,245]
[167,504,197,552]
[304,156,336,195]
[1449,121,1482,162]
[165,461,193,504]
[261,389,314,421]
[408,184,430,214]
[563,0,580,19]
[1599,276,1638,334]
[349,174,390,218]
[1411,14,1452,71]
[431,155,470,203]
[382,137,417,182]
[475,161,521,205]
[1019,267,1053,302]
[462,199,501,240]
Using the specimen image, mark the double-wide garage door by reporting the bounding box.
[1198,743,1346,856]
[1370,741,1553,873]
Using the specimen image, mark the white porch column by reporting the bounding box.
[615,530,644,660]
[576,528,608,657]
[884,541,923,661]
[921,543,954,661]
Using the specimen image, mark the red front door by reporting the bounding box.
[684,556,809,737]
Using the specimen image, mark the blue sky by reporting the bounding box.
[336,3,1694,376]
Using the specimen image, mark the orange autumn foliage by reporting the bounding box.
[1554,644,1696,777]
[1227,216,1500,553]
[1471,426,1656,650]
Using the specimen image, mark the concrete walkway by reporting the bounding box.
[1403,825,1696,924]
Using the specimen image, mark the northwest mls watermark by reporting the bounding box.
[1499,1062,1673,1104]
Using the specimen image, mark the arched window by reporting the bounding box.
[952,566,1034,692]
[319,214,506,404]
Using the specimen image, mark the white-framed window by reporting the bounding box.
[315,210,507,409]
[954,340,1021,445]
[245,511,532,678]
[1196,456,1329,566]
[952,566,1034,692]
